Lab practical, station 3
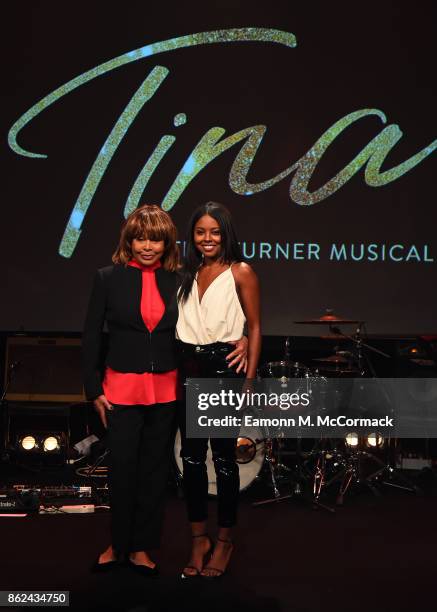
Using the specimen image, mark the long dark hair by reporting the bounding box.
[179,202,242,303]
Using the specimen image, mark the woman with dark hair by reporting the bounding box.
[83,204,181,575]
[177,201,261,579]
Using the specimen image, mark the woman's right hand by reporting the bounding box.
[227,336,248,374]
[93,394,113,429]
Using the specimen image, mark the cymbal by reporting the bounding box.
[294,314,361,325]
[318,335,351,340]
[316,367,360,375]
[313,355,349,364]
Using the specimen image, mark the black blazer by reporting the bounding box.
[82,264,180,400]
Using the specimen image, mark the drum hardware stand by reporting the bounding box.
[255,382,334,508]
[309,437,340,504]
[291,436,335,512]
[252,434,335,512]
[323,448,374,506]
[323,440,419,505]
[328,322,392,376]
[270,436,293,480]
[310,429,420,505]
[291,314,418,503]
[313,438,421,505]
[252,434,299,506]
[324,324,420,502]
[256,437,282,501]
[254,337,335,512]
[361,437,420,494]
[249,395,287,503]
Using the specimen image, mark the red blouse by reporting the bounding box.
[102,259,178,405]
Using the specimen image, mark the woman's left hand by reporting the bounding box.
[227,336,248,373]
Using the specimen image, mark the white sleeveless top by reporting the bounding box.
[176,266,246,345]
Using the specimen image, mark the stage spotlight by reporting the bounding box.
[43,436,60,452]
[366,432,384,448]
[14,431,66,466]
[345,432,359,447]
[20,435,37,451]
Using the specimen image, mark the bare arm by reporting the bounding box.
[232,263,261,379]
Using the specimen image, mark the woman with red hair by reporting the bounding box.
[83,204,180,575]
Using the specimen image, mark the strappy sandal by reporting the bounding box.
[181,533,212,579]
[201,536,234,579]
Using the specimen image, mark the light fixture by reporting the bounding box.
[345,432,359,447]
[366,432,384,448]
[43,436,60,452]
[20,435,37,451]
[14,432,65,466]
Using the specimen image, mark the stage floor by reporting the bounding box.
[1,479,436,612]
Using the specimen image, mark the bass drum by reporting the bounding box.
[174,428,265,496]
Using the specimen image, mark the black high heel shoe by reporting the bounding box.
[126,559,159,577]
[181,533,212,579]
[200,536,234,579]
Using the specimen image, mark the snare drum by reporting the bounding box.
[174,427,265,496]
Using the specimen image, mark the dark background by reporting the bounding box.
[2,0,436,335]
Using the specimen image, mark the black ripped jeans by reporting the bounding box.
[178,341,241,528]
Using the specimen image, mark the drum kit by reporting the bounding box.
[173,311,418,511]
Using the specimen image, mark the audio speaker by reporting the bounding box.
[4,337,85,402]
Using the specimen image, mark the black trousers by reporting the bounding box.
[178,342,241,528]
[106,401,176,553]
